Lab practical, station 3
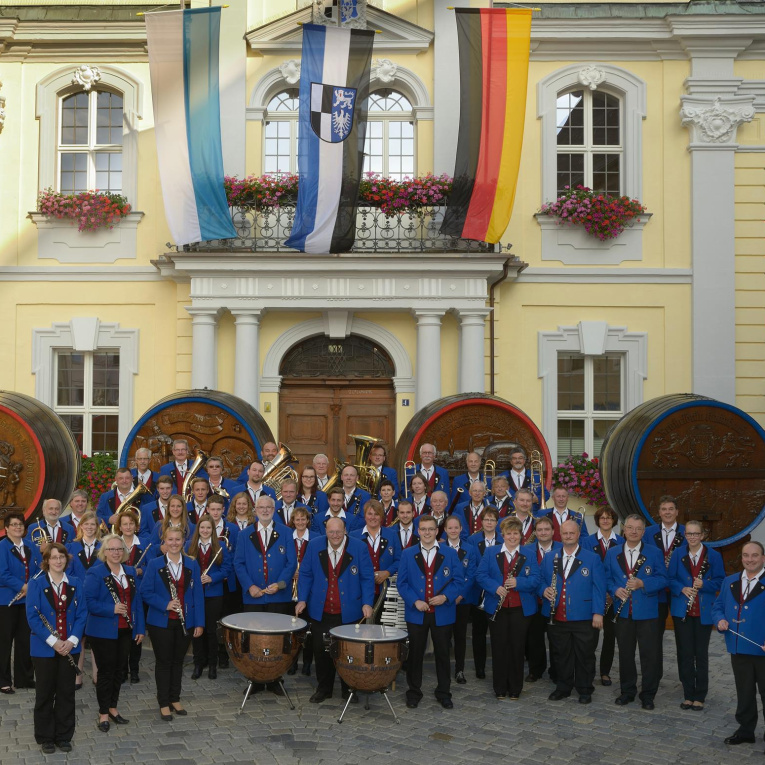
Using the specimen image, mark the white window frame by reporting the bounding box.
[538,63,646,205]
[32,318,139,456]
[364,89,416,180]
[538,321,647,465]
[263,89,300,177]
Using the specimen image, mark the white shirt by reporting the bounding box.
[199,541,211,555]
[175,462,187,475]
[500,543,519,563]
[538,542,553,556]
[327,538,346,567]
[14,543,25,560]
[293,529,310,545]
[413,498,427,515]
[45,573,79,648]
[625,542,642,570]
[236,518,249,530]
[110,564,128,589]
[257,521,274,550]
[400,525,414,547]
[248,485,263,501]
[166,556,183,581]
[46,522,61,540]
[518,515,533,534]
[420,466,433,481]
[83,541,96,560]
[482,535,496,547]
[597,529,616,546]
[562,546,579,578]
[362,526,381,553]
[662,522,678,551]
[317,476,329,489]
[281,504,295,523]
[512,470,525,490]
[214,520,225,537]
[195,503,207,519]
[137,470,152,484]
[420,540,439,567]
[741,568,765,599]
[554,509,569,525]
[327,509,347,522]
[157,503,168,519]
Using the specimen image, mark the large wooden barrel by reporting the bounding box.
[393,394,552,487]
[601,394,765,555]
[0,391,81,527]
[121,390,275,481]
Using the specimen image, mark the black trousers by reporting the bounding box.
[126,603,148,677]
[147,621,192,708]
[311,613,349,697]
[489,606,531,696]
[731,653,765,737]
[614,616,660,701]
[192,595,224,668]
[452,603,471,674]
[674,616,712,702]
[598,604,616,676]
[220,584,242,663]
[657,600,669,680]
[405,612,453,703]
[89,630,132,714]
[0,603,34,688]
[548,619,598,695]
[470,604,489,674]
[525,609,554,679]
[32,654,77,745]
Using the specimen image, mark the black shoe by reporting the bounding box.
[309,691,331,704]
[548,690,570,701]
[641,701,655,711]
[405,699,419,709]
[41,743,56,754]
[725,733,756,745]
[508,694,520,701]
[75,682,82,692]
[218,656,229,669]
[0,687,14,694]
[287,665,297,676]
[56,742,72,753]
[108,713,129,725]
[171,705,188,716]
[96,720,110,733]
[475,670,486,679]
[525,673,538,683]
[440,699,454,709]
[130,673,140,684]
[208,666,217,680]
[455,671,467,684]
[159,711,173,722]
[579,695,592,705]
[302,664,312,676]
[615,695,634,706]
[496,694,507,700]
[601,675,612,686]
[191,665,203,680]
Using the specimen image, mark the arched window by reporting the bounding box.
[556,88,621,195]
[57,89,124,194]
[363,89,414,180]
[263,89,299,176]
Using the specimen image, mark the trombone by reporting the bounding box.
[403,460,416,499]
[530,450,546,512]
[484,459,496,491]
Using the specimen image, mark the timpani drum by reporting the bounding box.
[219,612,307,710]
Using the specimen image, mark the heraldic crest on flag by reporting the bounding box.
[310,83,357,143]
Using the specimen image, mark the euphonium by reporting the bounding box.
[182,449,210,502]
[112,482,150,534]
[347,434,381,494]
[262,443,299,501]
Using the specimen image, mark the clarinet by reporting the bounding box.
[33,606,82,675]
[167,575,188,637]
[133,543,152,571]
[108,581,133,630]
[490,555,523,622]
[682,558,710,622]
[612,573,636,623]
[8,568,44,606]
[547,553,560,625]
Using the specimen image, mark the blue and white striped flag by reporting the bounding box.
[145,7,236,246]
[286,23,374,254]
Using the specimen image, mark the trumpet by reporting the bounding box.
[530,450,546,510]
[30,526,52,548]
[403,460,416,499]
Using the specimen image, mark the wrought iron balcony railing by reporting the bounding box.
[180,203,494,253]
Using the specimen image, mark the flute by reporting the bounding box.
[108,583,133,630]
[202,547,222,578]
[132,543,152,572]
[8,568,44,606]
[167,577,187,637]
[33,606,82,675]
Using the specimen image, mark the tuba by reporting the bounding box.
[323,434,381,495]
[182,449,210,502]
[261,443,299,502]
[112,482,150,534]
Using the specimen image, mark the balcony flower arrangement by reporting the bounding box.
[224,173,299,208]
[37,188,131,232]
[77,453,117,507]
[538,185,646,241]
[550,452,610,508]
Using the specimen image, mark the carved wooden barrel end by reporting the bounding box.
[0,390,81,529]
[393,394,552,487]
[601,394,765,568]
[121,389,275,480]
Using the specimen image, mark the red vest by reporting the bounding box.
[502,553,521,609]
[424,553,436,612]
[114,578,133,630]
[168,569,185,622]
[688,549,706,619]
[324,552,343,615]
[53,583,69,638]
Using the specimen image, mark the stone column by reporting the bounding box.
[457,310,490,394]
[414,310,445,411]
[231,310,262,409]
[188,308,220,390]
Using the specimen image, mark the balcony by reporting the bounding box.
[180,203,495,254]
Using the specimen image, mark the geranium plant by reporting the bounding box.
[37,188,131,232]
[550,452,610,508]
[538,185,646,241]
[77,453,117,507]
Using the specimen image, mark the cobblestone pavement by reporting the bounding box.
[1,631,763,764]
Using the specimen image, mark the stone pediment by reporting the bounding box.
[246,6,433,55]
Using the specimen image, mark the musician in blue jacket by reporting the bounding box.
[140,527,204,721]
[25,498,75,550]
[669,520,725,712]
[712,540,765,747]
[401,443,450,497]
[131,447,160,497]
[26,542,88,754]
[398,515,463,709]
[157,439,207,495]
[369,443,399,499]
[312,487,365,535]
[605,513,668,710]
[450,451,493,504]
[295,517,374,704]
[477,516,540,700]
[96,468,152,528]
[0,511,41,693]
[540,520,606,704]
[539,486,588,541]
[84,535,145,732]
[503,448,550,510]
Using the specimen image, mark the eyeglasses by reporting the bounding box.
[685,532,703,537]
[105,547,124,552]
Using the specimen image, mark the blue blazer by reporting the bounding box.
[605,543,668,620]
[26,574,87,657]
[712,573,765,656]
[467,531,501,557]
[584,532,625,562]
[296,491,329,517]
[376,466,400,499]
[350,527,401,577]
[229,483,277,504]
[84,562,145,639]
[24,519,75,548]
[234,522,296,605]
[538,547,606,620]
[296,535,375,623]
[96,488,153,527]
[477,545,540,617]
[538,508,589,537]
[401,464,450,497]
[130,468,160,497]
[149,521,195,548]
[453,500,490,540]
[138,500,169,546]
[0,538,42,605]
[274,501,312,528]
[644,524,686,603]
[397,544,463,626]
[140,554,204,629]
[66,540,102,581]
[668,545,725,624]
[158,460,208,483]
[448,542,480,605]
[450,473,494,503]
[311,510,365,536]
[184,542,233,599]
[501,469,550,507]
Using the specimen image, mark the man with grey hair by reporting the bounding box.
[131,447,159,496]
[25,499,74,550]
[313,454,331,491]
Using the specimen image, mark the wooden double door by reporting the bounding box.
[279,379,396,471]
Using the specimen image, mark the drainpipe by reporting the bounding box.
[488,258,511,396]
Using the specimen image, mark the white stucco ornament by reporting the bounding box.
[279,59,301,85]
[0,80,5,135]
[72,65,102,92]
[578,65,606,91]
[372,59,398,84]
[680,97,755,144]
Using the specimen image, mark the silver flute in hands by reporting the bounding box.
[168,577,187,636]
